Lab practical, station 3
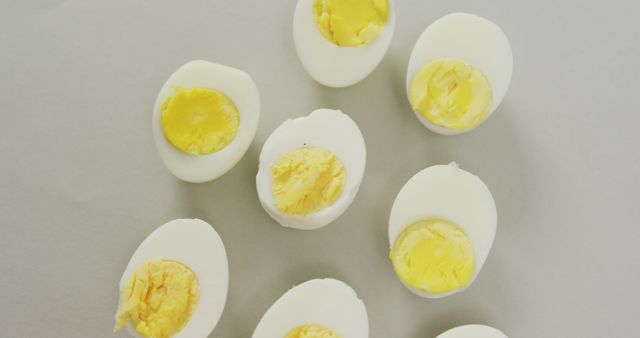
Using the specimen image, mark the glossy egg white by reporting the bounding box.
[116,219,229,338]
[293,0,396,87]
[256,109,366,230]
[406,13,513,134]
[436,325,507,338]
[252,279,368,338]
[388,163,497,298]
[153,60,260,183]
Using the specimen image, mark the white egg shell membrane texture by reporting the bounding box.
[293,0,396,87]
[436,325,507,338]
[256,109,366,230]
[153,60,260,183]
[406,13,513,135]
[117,219,229,338]
[252,279,369,338]
[388,164,497,297]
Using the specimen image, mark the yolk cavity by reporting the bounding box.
[114,259,200,338]
[313,0,389,46]
[161,87,239,155]
[409,59,492,130]
[272,147,345,216]
[390,219,475,294]
[285,324,341,338]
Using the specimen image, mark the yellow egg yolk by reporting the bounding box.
[114,259,200,338]
[161,87,240,155]
[272,147,345,216]
[390,219,475,294]
[409,59,492,130]
[285,324,341,338]
[313,0,389,46]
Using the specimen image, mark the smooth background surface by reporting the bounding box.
[1,1,639,337]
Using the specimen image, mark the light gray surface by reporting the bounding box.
[1,0,639,337]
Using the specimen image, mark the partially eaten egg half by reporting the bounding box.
[114,219,228,338]
[252,279,369,338]
[256,109,366,230]
[293,0,396,87]
[436,325,507,338]
[388,163,497,298]
[153,60,260,183]
[406,13,513,134]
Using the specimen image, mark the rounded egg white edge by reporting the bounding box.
[293,0,396,88]
[252,278,369,338]
[387,163,497,298]
[436,324,507,338]
[405,13,513,135]
[152,60,260,183]
[115,219,229,338]
[256,109,366,230]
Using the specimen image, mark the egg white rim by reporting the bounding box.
[153,60,260,183]
[252,278,369,338]
[116,219,229,338]
[293,0,396,88]
[388,163,497,298]
[256,109,366,230]
[406,13,513,134]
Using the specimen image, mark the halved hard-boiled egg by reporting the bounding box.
[293,0,396,87]
[252,279,368,338]
[388,163,497,298]
[436,325,507,338]
[114,219,228,338]
[406,13,513,134]
[153,60,260,183]
[256,109,366,230]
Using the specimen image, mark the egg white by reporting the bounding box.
[293,0,396,88]
[153,60,260,183]
[436,325,507,338]
[256,109,366,230]
[116,219,229,338]
[388,163,497,298]
[252,279,369,338]
[406,13,513,134]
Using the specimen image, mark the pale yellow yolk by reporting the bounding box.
[313,0,389,46]
[390,219,475,294]
[285,324,341,338]
[114,259,200,338]
[272,147,345,216]
[161,87,239,155]
[409,59,493,130]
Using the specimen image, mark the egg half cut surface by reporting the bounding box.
[256,109,366,230]
[436,325,507,338]
[114,219,228,338]
[388,163,497,298]
[406,13,513,134]
[153,60,260,183]
[252,279,369,338]
[293,0,396,87]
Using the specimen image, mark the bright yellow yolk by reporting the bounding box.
[114,259,200,338]
[409,59,493,130]
[272,147,345,216]
[390,219,475,294]
[161,87,240,155]
[313,0,389,46]
[285,324,341,338]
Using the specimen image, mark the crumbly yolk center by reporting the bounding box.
[114,259,200,338]
[390,219,475,294]
[313,0,389,46]
[285,324,341,338]
[409,59,492,130]
[272,147,345,216]
[161,87,240,155]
